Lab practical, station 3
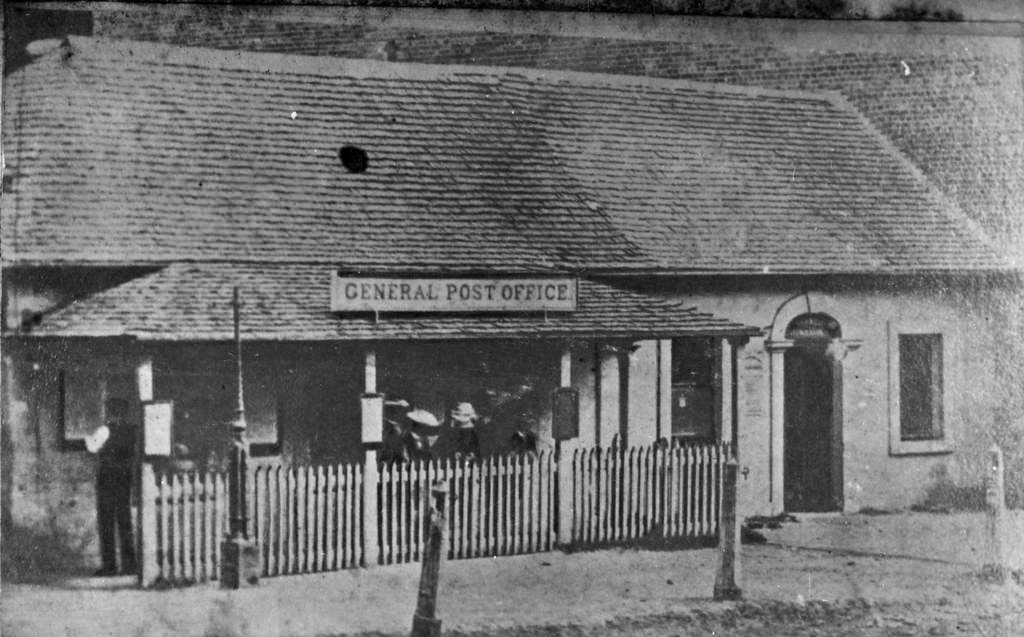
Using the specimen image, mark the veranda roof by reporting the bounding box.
[24,264,760,341]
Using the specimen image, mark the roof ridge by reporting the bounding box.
[55,35,840,105]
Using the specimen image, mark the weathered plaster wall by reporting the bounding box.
[664,280,1009,515]
[1,342,134,573]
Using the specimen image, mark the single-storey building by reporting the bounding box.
[2,36,1018,571]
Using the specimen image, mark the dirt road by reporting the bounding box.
[3,512,1022,636]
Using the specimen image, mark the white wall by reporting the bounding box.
[665,283,1006,515]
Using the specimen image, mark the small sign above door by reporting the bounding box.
[331,275,578,313]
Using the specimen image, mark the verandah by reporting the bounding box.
[140,439,730,586]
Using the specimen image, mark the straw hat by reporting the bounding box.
[450,403,478,428]
[406,409,441,430]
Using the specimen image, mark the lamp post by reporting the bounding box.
[221,287,260,588]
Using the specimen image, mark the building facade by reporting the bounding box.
[2,35,1018,572]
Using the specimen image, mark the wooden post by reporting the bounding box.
[983,444,1009,583]
[138,462,159,587]
[556,344,575,547]
[134,356,153,587]
[411,481,449,637]
[713,457,742,601]
[362,348,383,568]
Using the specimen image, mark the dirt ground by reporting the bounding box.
[2,511,1022,637]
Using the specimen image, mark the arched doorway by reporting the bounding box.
[783,313,843,512]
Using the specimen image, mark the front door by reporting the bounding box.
[783,344,840,511]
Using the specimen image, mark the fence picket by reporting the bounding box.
[393,463,403,564]
[197,472,208,581]
[342,464,350,569]
[415,460,426,561]
[583,448,593,544]
[465,459,474,558]
[266,466,277,576]
[322,466,332,571]
[452,460,463,559]
[510,455,519,554]
[519,455,528,553]
[388,462,398,564]
[142,440,722,585]
[532,452,540,553]
[482,456,491,555]
[317,465,327,571]
[338,463,348,569]
[470,461,481,558]
[156,472,168,580]
[214,473,225,579]
[393,460,401,565]
[524,455,533,553]
[696,446,705,536]
[663,448,673,538]
[276,465,285,575]
[582,448,590,544]
[545,450,554,550]
[572,449,581,543]
[403,460,411,561]
[700,444,708,540]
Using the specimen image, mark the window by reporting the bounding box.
[670,338,719,440]
[61,366,135,451]
[899,334,943,441]
[888,326,950,455]
[165,369,281,458]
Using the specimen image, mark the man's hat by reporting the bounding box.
[406,409,441,431]
[451,403,478,427]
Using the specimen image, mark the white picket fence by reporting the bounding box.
[567,443,727,545]
[251,463,364,576]
[141,440,727,585]
[379,450,555,564]
[147,468,229,584]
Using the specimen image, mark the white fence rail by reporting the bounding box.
[147,468,228,584]
[379,450,555,564]
[568,443,727,545]
[141,441,728,585]
[251,463,364,577]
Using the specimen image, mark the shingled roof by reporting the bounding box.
[26,264,760,341]
[1,36,1008,274]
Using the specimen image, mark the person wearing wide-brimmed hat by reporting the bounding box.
[381,398,413,463]
[449,402,481,459]
[405,408,442,460]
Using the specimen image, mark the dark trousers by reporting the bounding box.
[97,468,136,572]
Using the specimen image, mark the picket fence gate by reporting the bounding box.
[378,450,555,565]
[141,441,729,585]
[567,442,727,545]
[250,463,364,576]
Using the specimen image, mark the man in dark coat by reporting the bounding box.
[88,397,137,575]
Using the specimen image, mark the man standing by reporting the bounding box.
[86,397,137,576]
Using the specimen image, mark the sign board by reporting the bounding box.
[361,393,384,444]
[331,275,577,313]
[552,388,579,441]
[143,400,173,456]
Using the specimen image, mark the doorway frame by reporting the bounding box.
[764,294,861,515]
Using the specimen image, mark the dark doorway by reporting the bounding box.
[783,314,843,512]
